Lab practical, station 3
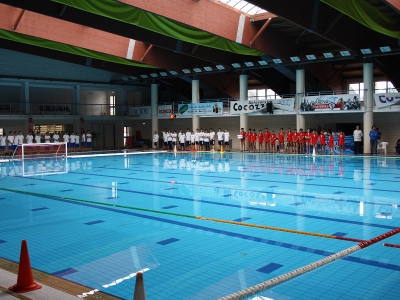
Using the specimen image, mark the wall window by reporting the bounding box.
[248,89,281,100]
[349,83,364,101]
[375,81,395,93]
[349,80,394,101]
[109,94,116,116]
[124,126,132,147]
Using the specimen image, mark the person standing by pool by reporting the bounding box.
[270,131,277,153]
[240,128,246,152]
[338,130,345,155]
[224,128,230,152]
[369,126,378,155]
[153,131,159,149]
[86,130,92,151]
[286,128,293,153]
[264,128,271,153]
[353,125,363,155]
[217,128,224,152]
[311,129,318,155]
[318,130,326,155]
[257,130,263,153]
[278,128,285,153]
[327,130,335,155]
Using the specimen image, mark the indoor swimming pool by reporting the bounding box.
[0,152,399,299]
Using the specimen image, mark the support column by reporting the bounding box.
[239,74,248,150]
[74,84,81,115]
[151,83,158,149]
[296,69,305,131]
[192,79,200,130]
[22,81,29,114]
[363,62,373,154]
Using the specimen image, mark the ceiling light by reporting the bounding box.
[160,72,168,76]
[216,65,225,70]
[140,74,148,79]
[121,77,129,81]
[150,73,158,78]
[258,60,268,66]
[244,62,254,67]
[129,76,137,80]
[290,56,300,62]
[193,68,202,73]
[169,71,178,75]
[272,58,282,64]
[306,54,316,60]
[323,52,334,58]
[204,66,213,71]
[380,46,391,53]
[182,69,191,74]
[340,50,351,56]
[232,63,241,68]
[360,48,372,55]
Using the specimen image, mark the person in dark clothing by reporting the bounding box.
[395,139,400,155]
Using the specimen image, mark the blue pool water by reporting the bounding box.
[0,152,399,299]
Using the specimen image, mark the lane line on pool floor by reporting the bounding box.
[0,187,364,243]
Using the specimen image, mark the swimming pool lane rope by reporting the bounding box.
[0,187,363,243]
[218,227,400,300]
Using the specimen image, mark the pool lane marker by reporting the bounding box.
[218,227,400,300]
[0,187,363,243]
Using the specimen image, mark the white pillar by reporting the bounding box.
[296,69,305,131]
[239,74,248,150]
[151,83,158,149]
[192,79,200,130]
[363,62,373,154]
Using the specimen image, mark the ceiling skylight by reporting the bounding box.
[218,0,267,16]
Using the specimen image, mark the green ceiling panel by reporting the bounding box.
[322,0,400,38]
[0,29,156,68]
[51,0,263,56]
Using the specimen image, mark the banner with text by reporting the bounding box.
[300,94,361,112]
[178,102,223,116]
[230,98,294,115]
[129,106,151,118]
[158,105,173,117]
[374,93,400,109]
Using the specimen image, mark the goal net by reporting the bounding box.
[18,142,68,177]
[19,142,68,160]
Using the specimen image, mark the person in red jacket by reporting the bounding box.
[298,129,305,154]
[319,130,326,155]
[257,130,264,153]
[278,128,285,153]
[251,129,257,152]
[264,128,271,153]
[311,129,318,155]
[292,129,299,153]
[247,128,252,152]
[286,127,293,153]
[270,131,277,153]
[338,130,345,155]
[240,128,246,152]
[304,128,312,154]
[327,130,335,155]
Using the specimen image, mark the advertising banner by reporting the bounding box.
[129,106,151,118]
[158,105,173,117]
[374,93,400,109]
[230,98,294,115]
[300,94,361,112]
[177,102,223,116]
